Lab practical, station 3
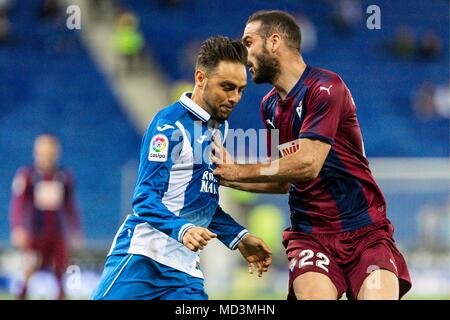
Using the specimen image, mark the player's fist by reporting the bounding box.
[11,227,30,250]
[182,227,217,252]
[211,132,234,165]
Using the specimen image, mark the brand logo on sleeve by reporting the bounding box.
[319,84,333,95]
[277,139,300,157]
[148,134,169,162]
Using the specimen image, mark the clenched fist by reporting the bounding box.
[182,227,217,252]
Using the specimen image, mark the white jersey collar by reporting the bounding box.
[179,92,211,122]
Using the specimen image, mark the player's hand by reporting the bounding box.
[237,234,272,277]
[211,132,234,165]
[11,227,30,250]
[69,232,84,252]
[212,163,239,181]
[182,227,217,252]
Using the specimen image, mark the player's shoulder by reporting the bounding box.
[57,167,74,181]
[156,101,187,123]
[147,102,188,132]
[15,165,33,178]
[306,67,346,92]
[261,87,278,105]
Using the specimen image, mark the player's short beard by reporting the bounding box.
[203,82,228,121]
[252,45,280,85]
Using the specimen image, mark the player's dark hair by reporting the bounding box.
[196,36,248,73]
[247,10,301,53]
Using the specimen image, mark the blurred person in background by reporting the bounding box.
[9,134,83,300]
[0,10,11,44]
[0,0,12,44]
[433,81,449,118]
[112,11,144,75]
[293,13,317,53]
[417,30,443,60]
[38,0,60,19]
[389,25,417,59]
[331,0,362,34]
[413,81,438,119]
[413,81,449,119]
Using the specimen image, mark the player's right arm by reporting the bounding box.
[211,133,290,194]
[132,117,215,251]
[220,180,290,194]
[9,168,31,250]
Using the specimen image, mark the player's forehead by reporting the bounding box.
[34,135,60,152]
[210,61,247,87]
[242,21,261,42]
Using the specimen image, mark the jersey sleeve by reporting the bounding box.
[299,77,345,145]
[63,171,83,236]
[9,167,31,230]
[207,205,249,250]
[132,117,195,244]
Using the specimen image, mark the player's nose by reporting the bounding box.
[228,91,239,105]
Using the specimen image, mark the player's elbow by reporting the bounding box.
[298,157,320,182]
[280,183,291,194]
[273,182,290,194]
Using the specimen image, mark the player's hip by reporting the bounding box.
[91,253,206,300]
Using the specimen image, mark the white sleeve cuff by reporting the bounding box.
[178,223,195,242]
[229,229,249,250]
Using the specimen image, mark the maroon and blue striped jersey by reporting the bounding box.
[261,65,388,233]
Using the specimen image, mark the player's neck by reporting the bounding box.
[191,88,212,117]
[273,55,306,100]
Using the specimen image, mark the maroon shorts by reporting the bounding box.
[30,237,69,276]
[282,221,412,300]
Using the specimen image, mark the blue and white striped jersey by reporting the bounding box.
[108,92,248,278]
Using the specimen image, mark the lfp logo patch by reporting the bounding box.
[148,134,169,162]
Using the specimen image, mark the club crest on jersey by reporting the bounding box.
[296,100,303,119]
[278,139,300,157]
[148,134,169,162]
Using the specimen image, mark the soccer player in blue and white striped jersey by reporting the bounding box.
[91,36,272,300]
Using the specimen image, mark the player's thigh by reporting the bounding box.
[293,271,338,300]
[346,236,404,300]
[357,269,399,300]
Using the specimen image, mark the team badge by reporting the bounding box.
[296,100,303,119]
[148,134,169,162]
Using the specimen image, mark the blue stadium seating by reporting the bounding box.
[123,0,449,157]
[0,0,141,245]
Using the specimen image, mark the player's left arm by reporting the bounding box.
[214,76,344,183]
[63,171,83,250]
[207,205,249,251]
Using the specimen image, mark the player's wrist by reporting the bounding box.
[234,230,250,250]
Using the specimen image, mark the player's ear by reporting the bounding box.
[269,33,281,53]
[195,69,206,88]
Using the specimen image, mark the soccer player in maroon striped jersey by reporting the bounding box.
[9,134,83,299]
[212,10,411,300]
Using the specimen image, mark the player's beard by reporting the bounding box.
[252,45,280,85]
[203,83,230,121]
